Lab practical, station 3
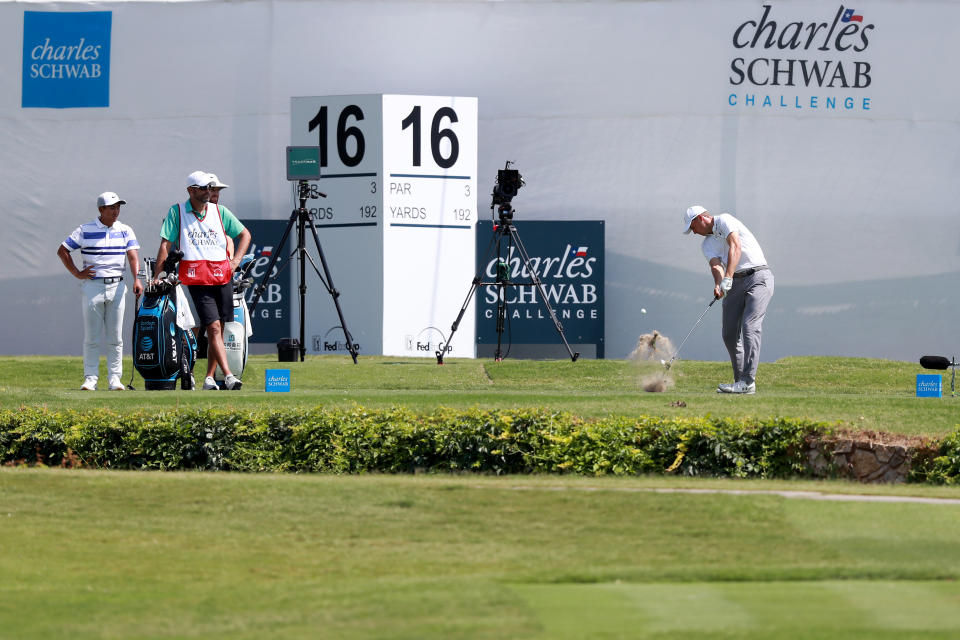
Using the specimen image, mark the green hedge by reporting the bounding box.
[0,407,834,478]
[909,430,960,484]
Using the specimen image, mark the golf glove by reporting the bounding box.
[720,277,733,293]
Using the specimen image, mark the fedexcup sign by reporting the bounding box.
[727,4,875,113]
[22,11,112,108]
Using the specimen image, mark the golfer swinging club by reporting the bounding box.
[682,205,774,394]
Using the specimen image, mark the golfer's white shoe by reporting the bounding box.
[729,381,756,394]
[108,376,125,391]
[80,375,98,391]
[225,374,243,391]
[717,382,736,393]
[202,376,219,390]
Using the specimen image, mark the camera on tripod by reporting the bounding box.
[491,161,524,225]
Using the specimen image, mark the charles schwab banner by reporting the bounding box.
[242,220,291,344]
[727,3,875,114]
[475,220,604,358]
[22,11,112,108]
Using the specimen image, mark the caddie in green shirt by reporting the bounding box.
[156,170,251,390]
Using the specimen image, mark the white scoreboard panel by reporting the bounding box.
[291,95,383,356]
[290,95,477,358]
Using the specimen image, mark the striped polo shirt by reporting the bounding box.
[62,219,140,278]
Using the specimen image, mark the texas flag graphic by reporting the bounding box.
[259,245,273,257]
[572,246,588,257]
[841,8,863,22]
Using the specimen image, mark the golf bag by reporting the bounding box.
[214,255,255,388]
[133,251,197,390]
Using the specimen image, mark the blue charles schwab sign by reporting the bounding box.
[475,220,604,357]
[22,11,112,109]
[265,369,291,393]
[916,374,942,398]
[242,221,292,344]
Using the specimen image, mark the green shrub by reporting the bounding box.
[1,406,831,479]
[909,431,960,484]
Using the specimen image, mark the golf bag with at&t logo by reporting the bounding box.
[133,250,197,390]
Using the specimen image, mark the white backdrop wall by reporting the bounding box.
[2,0,958,362]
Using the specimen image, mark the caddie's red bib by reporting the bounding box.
[177,202,231,286]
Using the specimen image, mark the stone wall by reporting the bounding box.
[806,432,934,484]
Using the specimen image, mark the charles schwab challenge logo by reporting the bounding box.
[482,244,599,321]
[22,11,112,109]
[243,243,285,321]
[728,5,874,112]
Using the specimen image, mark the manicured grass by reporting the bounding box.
[3,355,957,636]
[0,354,956,436]
[2,471,960,638]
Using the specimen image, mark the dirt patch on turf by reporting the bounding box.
[832,429,933,449]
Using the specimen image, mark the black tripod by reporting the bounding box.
[248,180,358,363]
[437,204,579,364]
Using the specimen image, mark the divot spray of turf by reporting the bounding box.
[628,331,676,393]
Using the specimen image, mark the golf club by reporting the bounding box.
[662,297,717,371]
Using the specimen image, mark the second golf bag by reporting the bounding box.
[214,255,255,387]
[133,250,197,390]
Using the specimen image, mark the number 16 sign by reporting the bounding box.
[290,95,478,358]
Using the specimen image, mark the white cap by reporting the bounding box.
[208,173,229,189]
[97,192,126,207]
[682,205,707,234]
[186,170,214,188]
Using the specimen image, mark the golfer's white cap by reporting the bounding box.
[682,205,707,234]
[208,173,229,189]
[186,170,214,188]
[97,192,126,207]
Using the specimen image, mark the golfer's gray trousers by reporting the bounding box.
[721,269,774,385]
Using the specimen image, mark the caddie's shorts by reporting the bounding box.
[187,284,233,327]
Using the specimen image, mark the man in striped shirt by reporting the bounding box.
[57,192,144,390]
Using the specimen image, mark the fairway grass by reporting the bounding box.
[0,354,957,436]
[3,471,960,639]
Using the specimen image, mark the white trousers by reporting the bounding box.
[82,279,127,378]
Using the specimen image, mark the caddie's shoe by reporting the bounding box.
[225,374,243,391]
[108,376,125,391]
[729,381,756,395]
[203,376,219,390]
[80,376,98,391]
[717,382,736,393]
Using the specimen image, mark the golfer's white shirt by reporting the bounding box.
[701,213,767,272]
[62,219,139,278]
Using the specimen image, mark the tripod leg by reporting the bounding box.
[437,277,481,364]
[509,226,579,361]
[248,210,299,314]
[298,213,307,362]
[494,283,506,362]
[304,214,359,364]
[436,227,503,364]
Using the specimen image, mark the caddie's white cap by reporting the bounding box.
[186,170,214,188]
[97,192,126,207]
[682,205,707,234]
[208,173,229,189]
